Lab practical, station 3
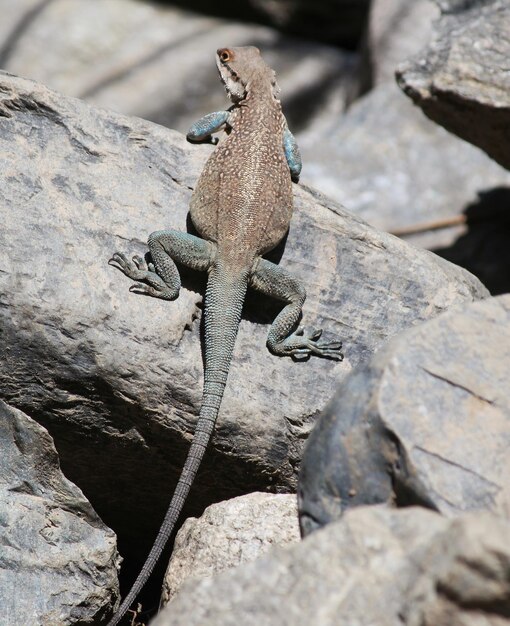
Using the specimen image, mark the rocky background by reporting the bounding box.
[0,0,509,624]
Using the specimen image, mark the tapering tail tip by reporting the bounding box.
[106,265,248,626]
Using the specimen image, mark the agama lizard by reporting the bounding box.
[107,46,343,625]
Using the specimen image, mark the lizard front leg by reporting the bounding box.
[283,123,302,181]
[109,230,215,300]
[250,257,343,360]
[187,111,230,143]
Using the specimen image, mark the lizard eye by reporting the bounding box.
[218,49,232,63]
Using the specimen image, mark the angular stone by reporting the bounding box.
[397,0,510,171]
[152,506,510,626]
[0,70,487,577]
[0,400,119,625]
[162,493,299,604]
[299,295,510,536]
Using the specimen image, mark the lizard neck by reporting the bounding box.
[243,76,279,107]
[230,79,283,128]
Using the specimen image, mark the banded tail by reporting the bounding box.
[107,263,248,626]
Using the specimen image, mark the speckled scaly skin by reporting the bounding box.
[107,46,342,625]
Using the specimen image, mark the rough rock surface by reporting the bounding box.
[0,400,119,625]
[0,70,487,575]
[152,506,510,626]
[398,0,510,171]
[364,0,439,86]
[299,295,510,536]
[162,493,299,604]
[0,0,357,135]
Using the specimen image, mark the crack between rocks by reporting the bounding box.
[413,445,501,493]
[420,366,495,405]
[109,233,146,246]
[160,167,193,191]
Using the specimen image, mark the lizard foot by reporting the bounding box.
[108,252,178,300]
[277,327,343,361]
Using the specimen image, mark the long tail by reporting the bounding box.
[107,262,248,626]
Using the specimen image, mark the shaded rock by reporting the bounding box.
[0,71,487,596]
[151,506,510,626]
[430,187,510,296]
[299,295,510,537]
[364,0,439,86]
[150,0,370,47]
[242,0,370,47]
[0,0,356,135]
[162,492,299,604]
[299,82,510,293]
[397,0,510,171]
[0,400,119,625]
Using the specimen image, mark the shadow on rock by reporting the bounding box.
[433,186,510,295]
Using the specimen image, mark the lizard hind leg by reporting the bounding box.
[108,230,216,300]
[250,257,343,361]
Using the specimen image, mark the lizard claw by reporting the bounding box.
[129,283,165,297]
[109,250,179,300]
[129,282,148,294]
[132,255,149,271]
[279,326,343,361]
[109,252,148,281]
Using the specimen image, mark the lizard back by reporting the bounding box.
[190,77,293,265]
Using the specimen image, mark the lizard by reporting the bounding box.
[107,46,343,625]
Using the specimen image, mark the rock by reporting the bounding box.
[162,492,299,604]
[0,400,119,625]
[244,0,370,47]
[0,70,487,588]
[0,0,356,135]
[298,0,510,294]
[298,295,510,537]
[431,188,510,296]
[364,0,439,86]
[151,506,510,626]
[397,0,510,171]
[299,82,510,293]
[0,0,47,49]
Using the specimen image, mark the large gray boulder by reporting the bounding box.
[398,0,510,171]
[0,400,119,625]
[0,0,356,134]
[299,83,510,294]
[300,82,510,246]
[152,506,510,626]
[0,70,487,574]
[299,295,510,536]
[161,493,299,604]
[300,0,510,294]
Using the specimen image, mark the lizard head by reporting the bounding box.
[216,46,280,102]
